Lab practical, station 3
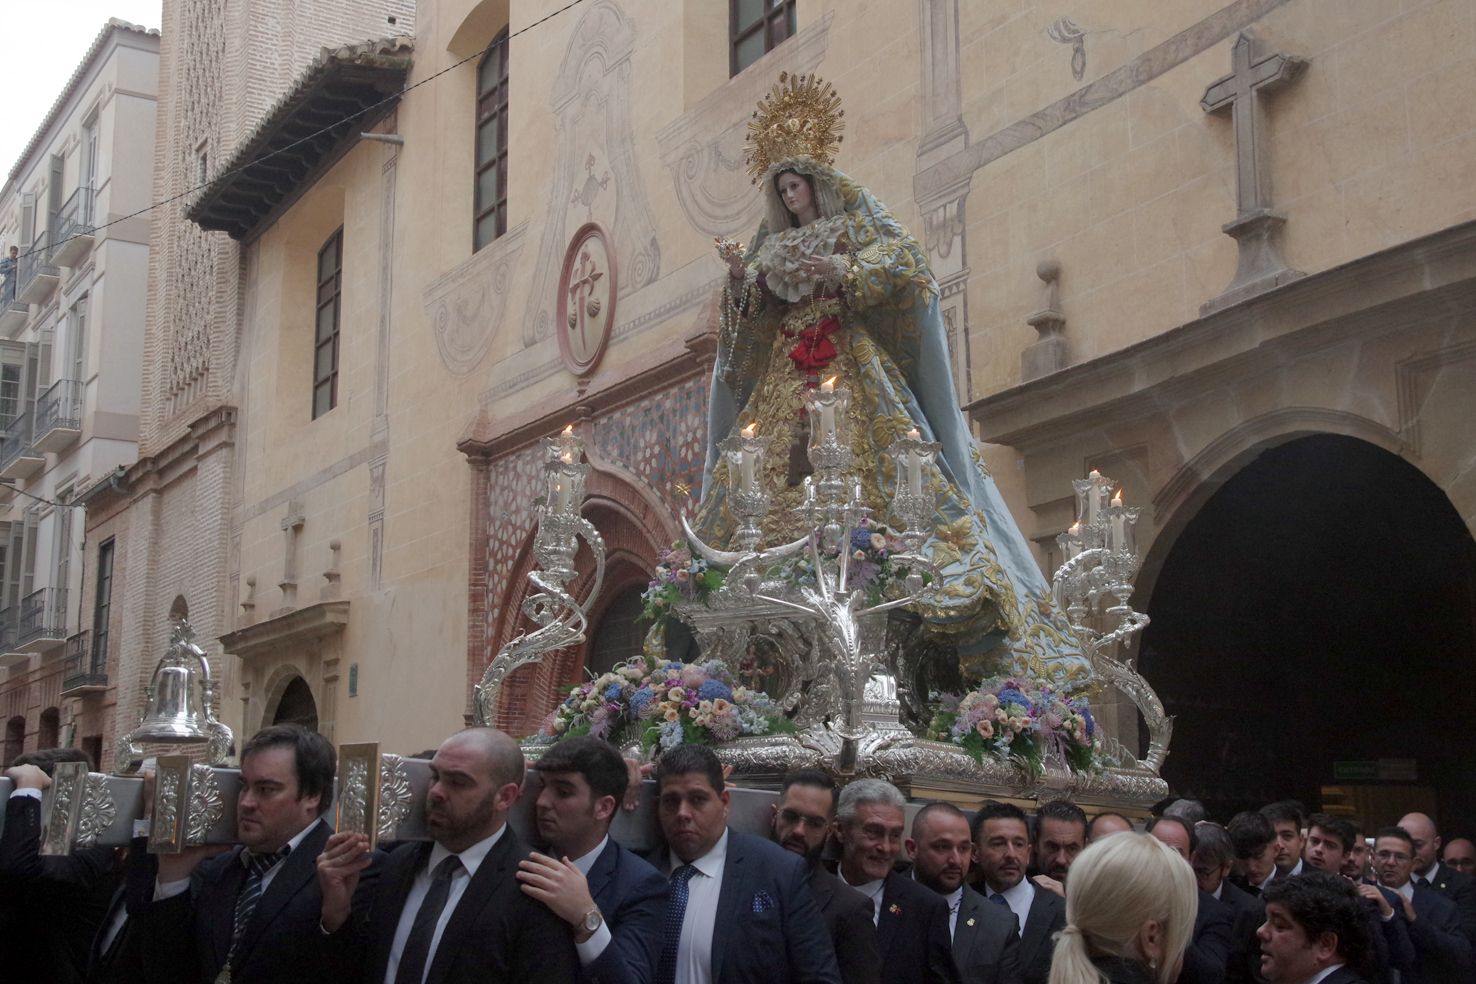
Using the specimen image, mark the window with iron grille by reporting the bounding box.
[731,0,797,76]
[91,538,113,667]
[312,228,342,419]
[474,30,510,250]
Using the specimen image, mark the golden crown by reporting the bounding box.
[744,72,845,183]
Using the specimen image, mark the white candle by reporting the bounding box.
[907,450,923,496]
[553,477,571,513]
[906,427,920,441]
[739,424,757,491]
[1087,469,1102,524]
[1110,490,1125,552]
[1067,521,1082,560]
[819,377,837,442]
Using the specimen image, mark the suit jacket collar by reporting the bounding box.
[953,884,988,963]
[423,828,524,984]
[808,864,840,912]
[586,837,620,907]
[1019,882,1064,967]
[710,828,748,983]
[875,871,910,958]
[233,820,331,967]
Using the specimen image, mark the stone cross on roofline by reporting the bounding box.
[1200,32,1307,316]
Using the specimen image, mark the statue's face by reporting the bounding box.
[776,171,815,221]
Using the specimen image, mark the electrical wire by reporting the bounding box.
[5,0,591,260]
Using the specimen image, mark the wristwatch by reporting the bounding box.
[578,907,604,939]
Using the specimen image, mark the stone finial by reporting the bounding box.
[322,539,343,600]
[240,576,256,626]
[1022,258,1069,381]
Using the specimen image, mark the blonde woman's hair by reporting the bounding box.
[1047,831,1199,984]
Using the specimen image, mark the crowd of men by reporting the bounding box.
[2,724,1474,984]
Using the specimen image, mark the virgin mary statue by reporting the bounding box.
[694,73,1090,687]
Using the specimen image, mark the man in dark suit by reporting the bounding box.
[1147,814,1235,984]
[1030,800,1086,893]
[1192,821,1265,984]
[515,736,667,984]
[1373,826,1473,984]
[832,778,958,984]
[1298,814,1413,984]
[771,768,880,984]
[970,802,1062,984]
[0,751,120,984]
[1228,811,1278,896]
[906,802,1020,984]
[1261,802,1308,881]
[318,727,578,984]
[647,743,839,984]
[1399,812,1476,948]
[132,724,352,984]
[1259,872,1373,984]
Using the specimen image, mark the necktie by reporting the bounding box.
[1416,875,1429,887]
[656,864,698,984]
[395,855,464,984]
[221,846,289,978]
[988,892,1010,907]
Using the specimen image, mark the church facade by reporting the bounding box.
[67,0,1476,819]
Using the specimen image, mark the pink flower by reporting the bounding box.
[975,719,994,739]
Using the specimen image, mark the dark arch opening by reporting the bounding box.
[271,676,319,732]
[37,707,59,749]
[1140,434,1476,825]
[169,595,189,620]
[4,715,25,766]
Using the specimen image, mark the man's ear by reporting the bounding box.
[593,794,618,825]
[1312,930,1340,963]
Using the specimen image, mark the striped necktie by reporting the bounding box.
[222,846,289,975]
[656,864,698,984]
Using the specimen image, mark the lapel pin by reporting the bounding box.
[966,917,976,926]
[888,903,902,915]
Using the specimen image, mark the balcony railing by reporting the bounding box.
[61,630,107,694]
[16,586,66,650]
[32,378,83,453]
[0,409,44,480]
[49,188,96,268]
[0,607,20,665]
[17,236,59,304]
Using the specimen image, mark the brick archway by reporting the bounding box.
[482,463,679,736]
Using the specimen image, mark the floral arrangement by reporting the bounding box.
[640,544,724,628]
[926,677,1099,776]
[538,655,792,756]
[771,518,927,605]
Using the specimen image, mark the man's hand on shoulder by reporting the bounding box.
[517,851,597,937]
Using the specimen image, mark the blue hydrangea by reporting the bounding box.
[604,683,624,701]
[629,687,655,714]
[997,687,1030,710]
[697,680,733,702]
[851,528,872,551]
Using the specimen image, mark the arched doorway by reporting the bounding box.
[37,707,59,749]
[271,676,319,732]
[4,715,25,766]
[1140,435,1476,824]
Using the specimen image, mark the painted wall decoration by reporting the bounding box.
[556,222,617,377]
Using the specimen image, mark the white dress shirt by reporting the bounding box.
[669,828,728,984]
[155,816,323,900]
[385,824,506,984]
[1394,878,1415,903]
[986,875,1035,936]
[1305,964,1347,984]
[838,867,886,925]
[570,835,614,966]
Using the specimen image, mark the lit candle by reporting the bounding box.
[906,427,920,441]
[739,423,757,491]
[1110,489,1125,552]
[819,376,838,442]
[552,476,571,513]
[1087,469,1102,524]
[1067,520,1081,559]
[906,442,923,496]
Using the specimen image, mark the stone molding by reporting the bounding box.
[421,221,529,375]
[219,600,350,663]
[969,219,1476,452]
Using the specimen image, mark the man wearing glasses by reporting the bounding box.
[771,769,881,984]
[1441,838,1475,876]
[1372,827,1472,984]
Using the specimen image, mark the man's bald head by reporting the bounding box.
[1398,812,1441,876]
[440,727,525,786]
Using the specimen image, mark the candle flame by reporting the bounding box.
[1069,522,1081,536]
[1111,488,1124,506]
[562,424,573,434]
[906,427,921,441]
[741,423,757,438]
[821,376,837,393]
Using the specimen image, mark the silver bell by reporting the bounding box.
[115,618,234,773]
